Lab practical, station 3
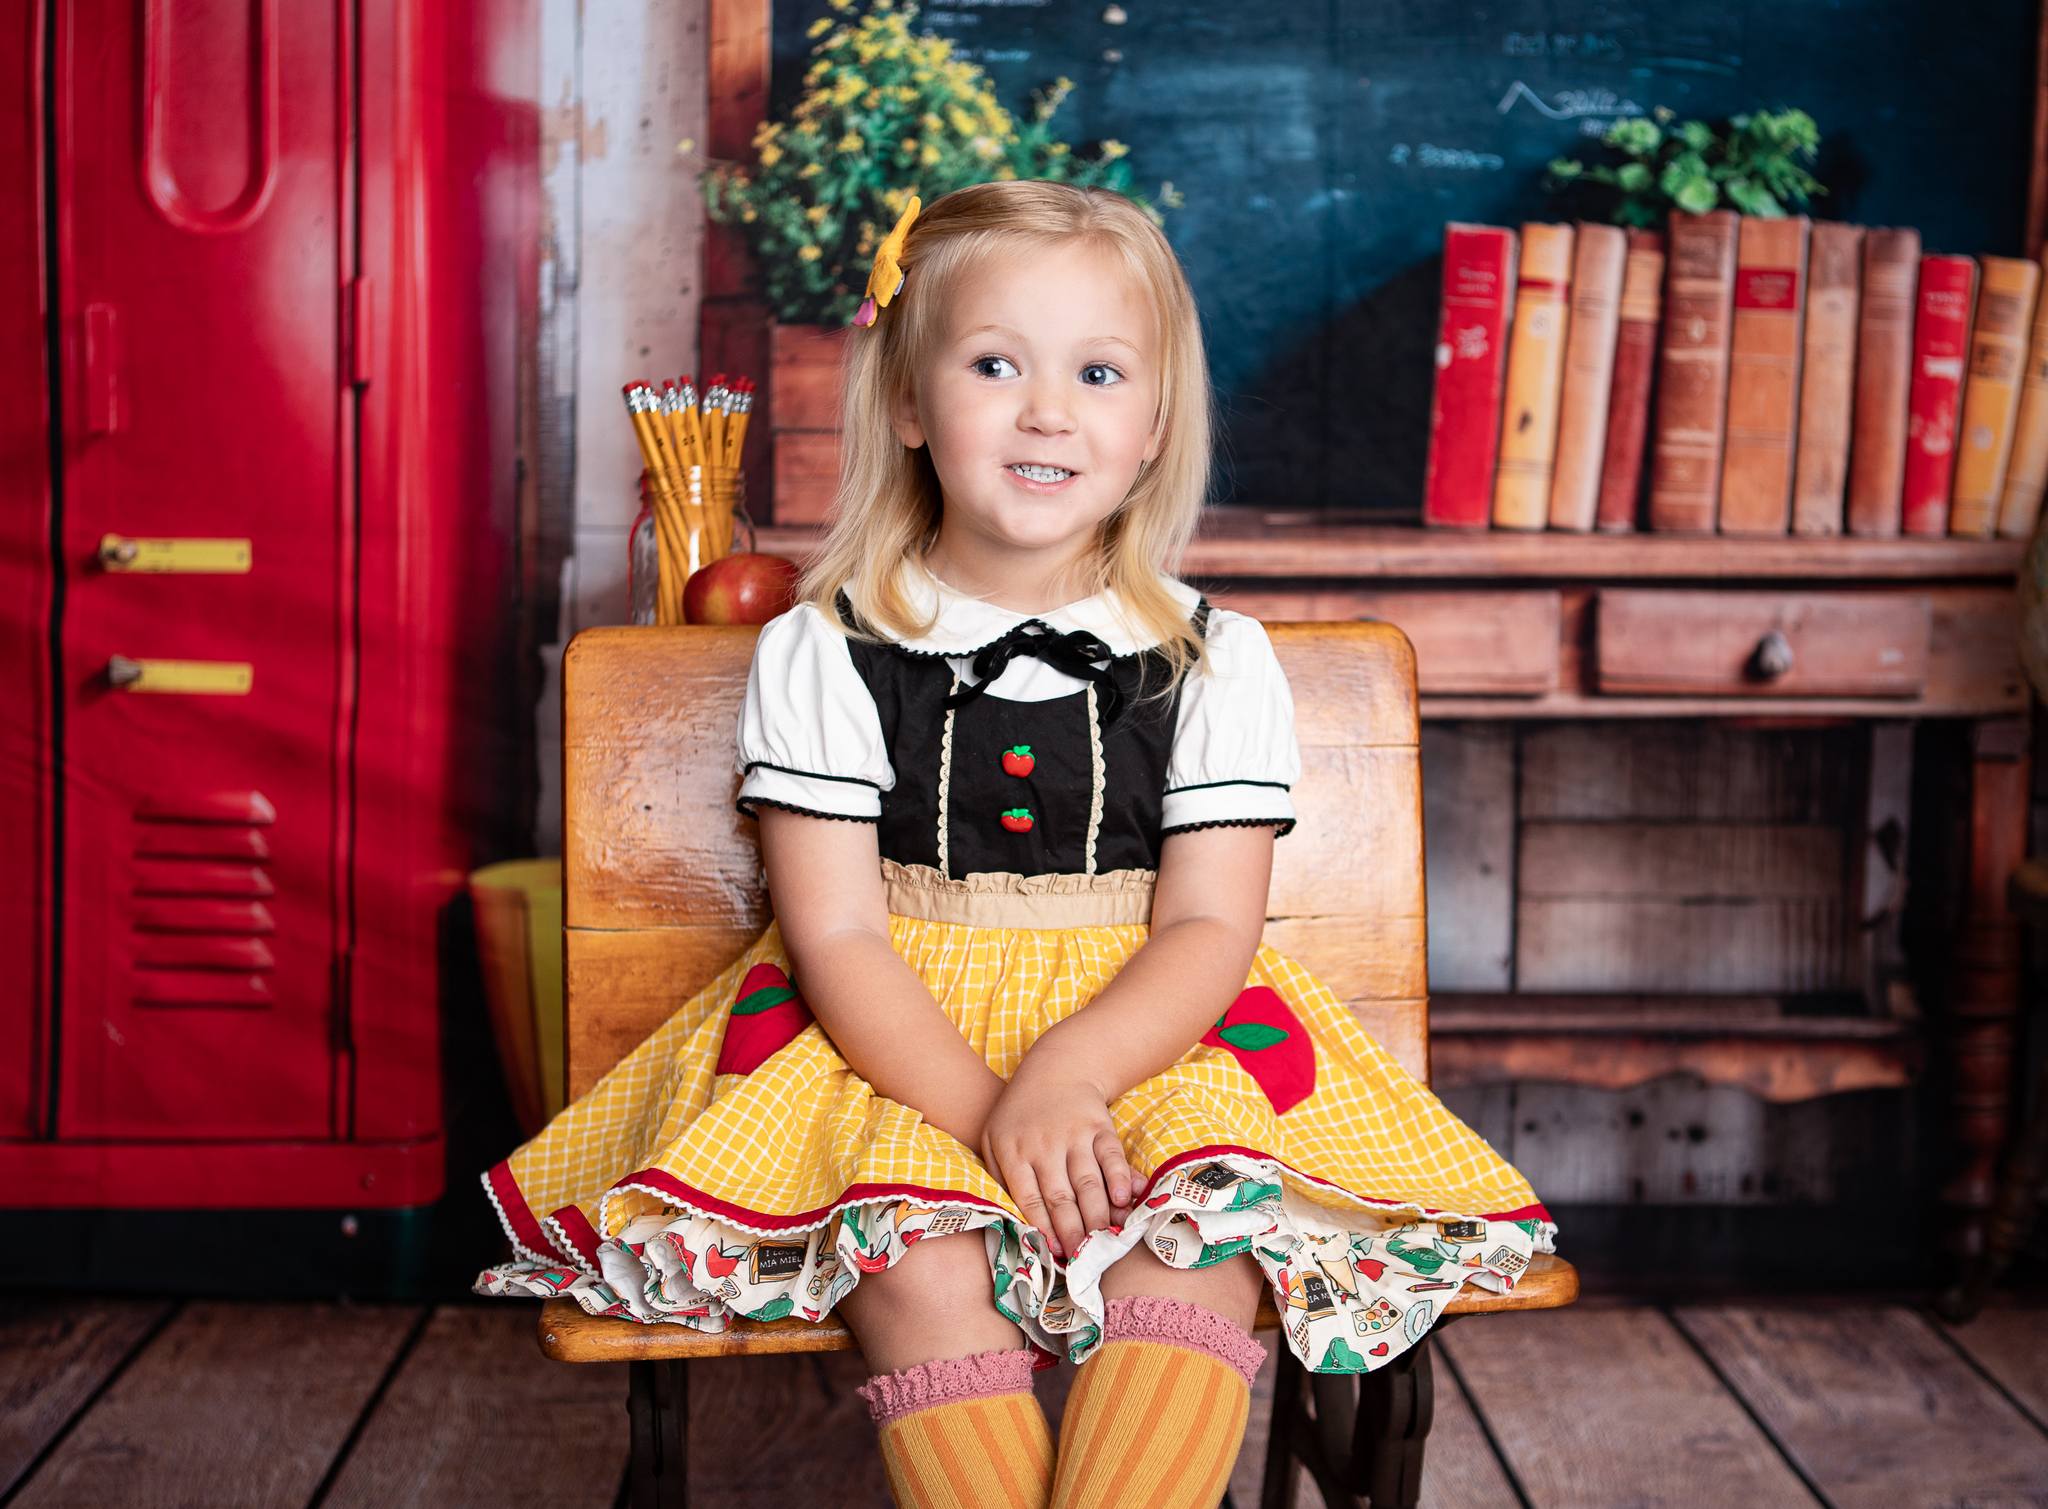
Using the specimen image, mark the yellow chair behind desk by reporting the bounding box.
[541,620,1578,1509]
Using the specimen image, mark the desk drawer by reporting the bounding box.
[1594,589,1933,697]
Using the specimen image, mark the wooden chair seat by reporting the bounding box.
[543,619,1578,1508]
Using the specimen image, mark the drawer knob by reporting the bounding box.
[1749,629,1795,680]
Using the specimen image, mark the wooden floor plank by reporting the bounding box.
[0,1298,171,1499]
[1941,1302,2048,1430]
[11,1301,418,1509]
[1443,1306,1814,1507]
[1676,1304,2048,1508]
[324,1303,627,1508]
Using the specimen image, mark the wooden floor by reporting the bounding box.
[3,1294,2047,1507]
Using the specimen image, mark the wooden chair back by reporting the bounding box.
[561,620,1429,1100]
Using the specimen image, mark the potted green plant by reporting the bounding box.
[1544,106,1827,226]
[691,0,1175,520]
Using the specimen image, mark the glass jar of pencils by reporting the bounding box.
[633,465,753,625]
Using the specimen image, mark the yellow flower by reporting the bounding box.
[901,137,918,153]
[895,87,918,104]
[798,244,822,261]
[807,61,830,83]
[948,106,977,136]
[863,89,880,108]
[807,17,831,38]
[1049,142,1069,157]
[995,166,1017,180]
[741,206,757,222]
[838,131,864,153]
[920,143,940,165]
[759,144,783,167]
[1101,139,1129,159]
[799,162,823,178]
[828,0,853,9]
[806,204,828,222]
[857,220,877,254]
[971,135,1001,160]
[922,112,944,132]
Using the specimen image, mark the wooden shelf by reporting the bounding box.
[1429,993,1920,1103]
[755,513,2025,584]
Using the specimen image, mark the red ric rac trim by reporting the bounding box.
[489,1160,575,1264]
[550,1203,605,1267]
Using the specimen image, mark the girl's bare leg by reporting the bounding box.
[836,1228,1028,1374]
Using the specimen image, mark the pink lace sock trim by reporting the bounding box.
[856,1345,1040,1427]
[1100,1294,1268,1388]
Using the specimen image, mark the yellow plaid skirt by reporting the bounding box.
[475,864,1554,1375]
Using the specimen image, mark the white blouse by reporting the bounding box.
[734,566,1300,836]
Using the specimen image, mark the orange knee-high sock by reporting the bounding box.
[1050,1295,1268,1509]
[856,1346,1055,1508]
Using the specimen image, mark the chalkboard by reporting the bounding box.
[773,1,2039,511]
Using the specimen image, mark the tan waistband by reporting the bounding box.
[881,859,1155,928]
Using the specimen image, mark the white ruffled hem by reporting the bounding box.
[474,1153,1555,1375]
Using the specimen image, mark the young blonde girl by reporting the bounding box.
[477,180,1554,1508]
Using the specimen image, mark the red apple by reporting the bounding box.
[1001,745,1035,777]
[1200,986,1316,1114]
[1000,808,1034,833]
[683,551,800,625]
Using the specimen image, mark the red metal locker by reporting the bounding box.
[0,0,537,1206]
[55,0,346,1141]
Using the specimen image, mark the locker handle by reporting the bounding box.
[81,303,121,436]
[106,656,254,695]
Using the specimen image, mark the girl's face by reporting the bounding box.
[892,240,1162,584]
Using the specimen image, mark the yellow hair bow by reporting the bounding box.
[852,195,921,327]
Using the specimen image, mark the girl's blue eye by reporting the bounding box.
[971,355,1018,379]
[1081,363,1125,387]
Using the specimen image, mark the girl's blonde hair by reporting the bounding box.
[797,180,1213,687]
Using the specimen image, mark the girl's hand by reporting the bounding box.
[978,1064,1136,1260]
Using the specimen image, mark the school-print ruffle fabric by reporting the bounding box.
[474,911,1556,1376]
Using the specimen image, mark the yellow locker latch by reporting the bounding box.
[98,534,252,574]
[106,655,254,695]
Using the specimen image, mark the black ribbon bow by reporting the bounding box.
[942,619,1124,729]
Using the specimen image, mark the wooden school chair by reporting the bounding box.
[539,620,1579,1509]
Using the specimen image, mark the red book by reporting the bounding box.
[1901,254,1979,535]
[1423,224,1517,527]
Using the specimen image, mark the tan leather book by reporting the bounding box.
[1648,210,1740,532]
[1845,228,1922,536]
[1491,223,1576,530]
[1720,216,1811,534]
[1791,222,1865,535]
[1548,224,1628,531]
[1950,256,2043,535]
[1595,230,1667,532]
[1997,250,2048,539]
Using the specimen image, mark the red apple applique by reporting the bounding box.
[715,962,814,1076]
[1000,808,1034,833]
[1200,986,1316,1114]
[1001,745,1035,777]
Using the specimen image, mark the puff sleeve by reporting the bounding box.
[1159,609,1301,838]
[734,604,895,822]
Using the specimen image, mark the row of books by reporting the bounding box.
[1422,211,2048,539]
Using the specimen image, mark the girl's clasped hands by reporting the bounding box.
[977,1054,1137,1261]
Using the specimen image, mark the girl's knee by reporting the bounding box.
[836,1228,1020,1374]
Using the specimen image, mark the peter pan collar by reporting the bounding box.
[883,561,1202,658]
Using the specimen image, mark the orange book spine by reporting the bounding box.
[1491,223,1576,531]
[1719,216,1811,534]
[1950,255,2041,536]
[1549,223,1628,531]
[1791,222,1865,535]
[1997,249,2048,539]
[1648,210,1740,532]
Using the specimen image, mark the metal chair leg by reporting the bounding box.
[1258,1341,1305,1509]
[626,1359,689,1508]
[1352,1337,1436,1509]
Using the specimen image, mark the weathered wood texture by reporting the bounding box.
[0,1299,170,1499]
[9,1303,416,1508]
[323,1304,626,1507]
[1441,1306,1817,1506]
[1677,1303,2048,1506]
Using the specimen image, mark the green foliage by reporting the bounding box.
[1544,106,1826,227]
[693,0,1175,325]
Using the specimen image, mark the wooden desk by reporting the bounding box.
[757,515,2033,1259]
